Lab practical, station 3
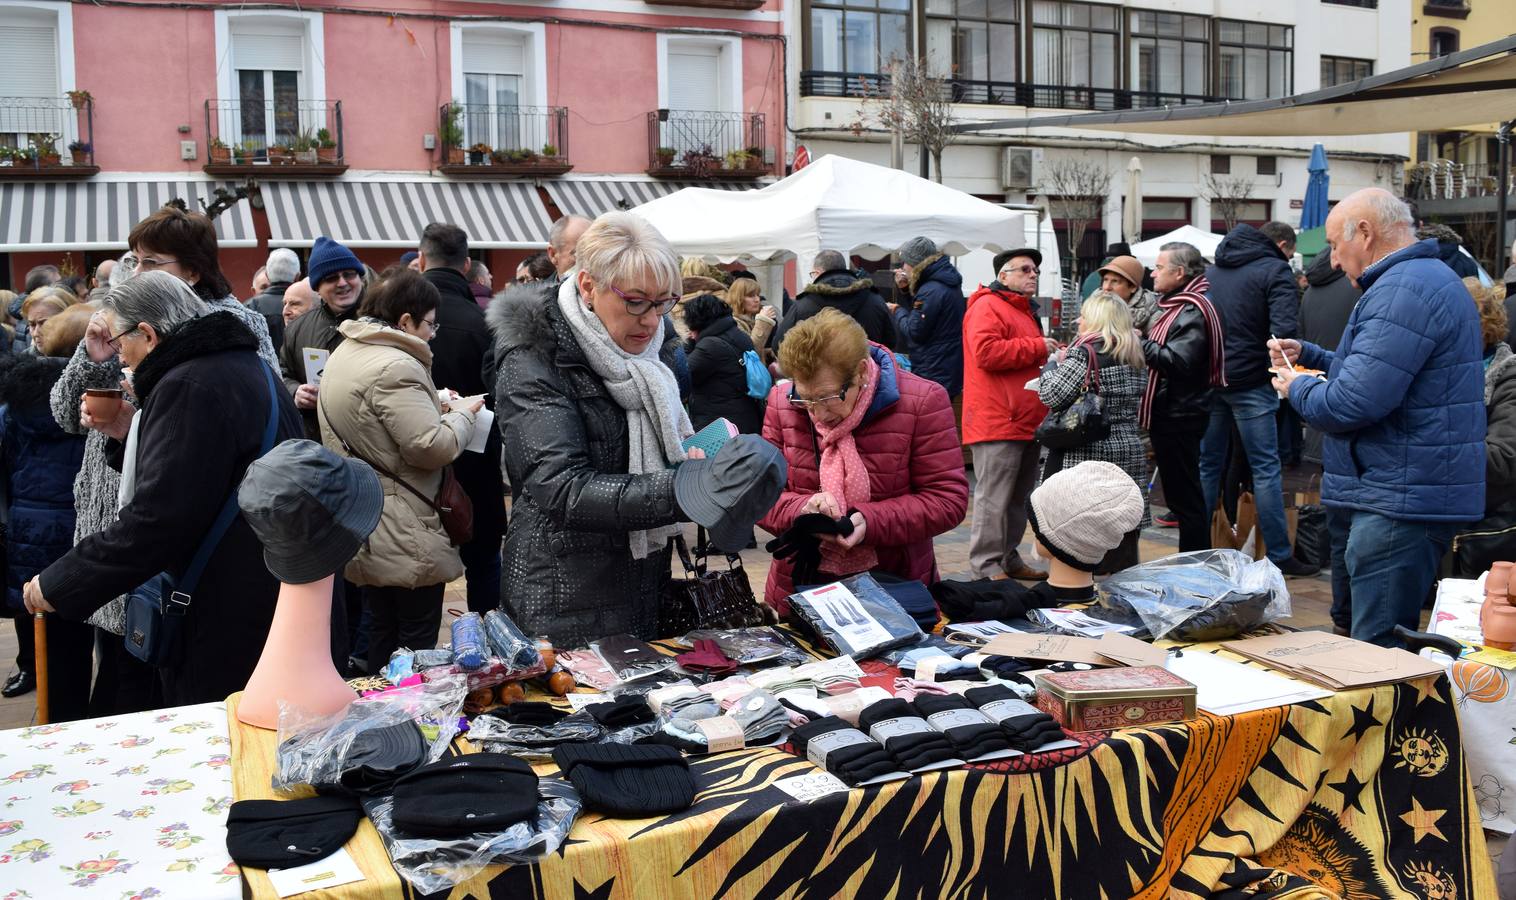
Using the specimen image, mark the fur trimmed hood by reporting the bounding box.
[801,272,875,297]
[487,281,559,356]
[1487,341,1516,406]
[907,253,945,294]
[132,310,257,403]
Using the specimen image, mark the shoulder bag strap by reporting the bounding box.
[1081,344,1101,391]
[177,363,282,601]
[318,388,445,516]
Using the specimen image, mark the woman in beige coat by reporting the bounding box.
[318,268,481,673]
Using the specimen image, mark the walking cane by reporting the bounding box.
[33,613,49,725]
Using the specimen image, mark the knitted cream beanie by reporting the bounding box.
[1027,460,1144,570]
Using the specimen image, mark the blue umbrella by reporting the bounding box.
[1300,143,1330,231]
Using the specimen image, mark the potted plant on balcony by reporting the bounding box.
[267,143,293,165]
[0,147,12,168]
[30,134,60,167]
[237,139,260,165]
[468,142,492,165]
[680,144,720,178]
[744,146,766,170]
[209,136,230,163]
[293,131,318,165]
[724,149,752,170]
[440,102,465,165]
[541,143,559,159]
[655,146,676,168]
[316,128,337,163]
[66,89,91,110]
[66,140,91,164]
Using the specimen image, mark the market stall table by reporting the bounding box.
[227,646,1494,900]
[0,702,240,899]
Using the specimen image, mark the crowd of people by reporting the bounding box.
[0,184,1503,723]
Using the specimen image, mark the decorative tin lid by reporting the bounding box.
[1037,665,1197,700]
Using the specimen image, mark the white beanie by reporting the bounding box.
[1027,460,1144,570]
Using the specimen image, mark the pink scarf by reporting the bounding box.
[814,356,881,576]
[1140,275,1226,429]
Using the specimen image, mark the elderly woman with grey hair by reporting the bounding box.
[487,212,700,646]
[25,270,302,706]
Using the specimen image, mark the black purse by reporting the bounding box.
[660,528,772,636]
[1451,509,1516,578]
[1293,504,1331,570]
[1034,346,1110,450]
[125,363,280,667]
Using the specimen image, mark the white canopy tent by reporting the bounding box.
[631,154,1028,279]
[1130,225,1224,266]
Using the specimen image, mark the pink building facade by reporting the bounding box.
[0,0,784,290]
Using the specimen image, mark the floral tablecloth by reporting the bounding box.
[0,702,239,899]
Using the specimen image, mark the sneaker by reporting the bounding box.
[1275,556,1320,577]
[1154,513,1179,528]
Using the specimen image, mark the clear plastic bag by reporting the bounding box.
[786,573,924,660]
[362,777,580,895]
[593,634,676,683]
[1096,549,1291,642]
[424,656,546,693]
[483,609,543,673]
[273,674,468,793]
[465,711,605,760]
[677,627,811,666]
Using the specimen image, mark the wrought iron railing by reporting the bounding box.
[0,96,94,168]
[203,98,343,165]
[646,110,767,176]
[800,71,1217,111]
[438,104,569,166]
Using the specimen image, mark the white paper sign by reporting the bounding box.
[466,407,494,453]
[798,582,893,655]
[565,692,609,711]
[301,347,329,386]
[774,771,852,803]
[267,848,365,897]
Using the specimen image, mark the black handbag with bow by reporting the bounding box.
[660,528,772,635]
[1034,346,1110,450]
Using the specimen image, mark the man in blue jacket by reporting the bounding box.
[1200,221,1314,575]
[1271,188,1485,648]
[891,236,965,397]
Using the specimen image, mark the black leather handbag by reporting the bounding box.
[1452,509,1516,578]
[1034,346,1110,450]
[660,529,771,636]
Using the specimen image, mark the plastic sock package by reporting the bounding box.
[786,574,923,660]
[363,778,580,895]
[483,609,544,673]
[594,634,677,683]
[467,710,606,760]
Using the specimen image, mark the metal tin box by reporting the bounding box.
[1034,666,1197,732]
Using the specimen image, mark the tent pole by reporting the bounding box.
[1499,121,1511,274]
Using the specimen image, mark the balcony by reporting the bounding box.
[438,104,572,178]
[800,71,1218,111]
[1407,160,1513,202]
[1423,0,1470,18]
[644,0,763,9]
[646,110,768,180]
[202,99,346,177]
[0,95,97,179]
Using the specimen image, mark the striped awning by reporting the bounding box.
[0,180,257,251]
[544,179,757,220]
[260,181,553,249]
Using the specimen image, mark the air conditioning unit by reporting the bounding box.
[1001,147,1039,191]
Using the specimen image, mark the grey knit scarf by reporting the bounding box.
[556,277,691,559]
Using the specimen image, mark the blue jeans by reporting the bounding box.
[1345,510,1457,648]
[1327,506,1353,631]
[1199,385,1293,564]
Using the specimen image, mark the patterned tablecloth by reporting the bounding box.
[0,702,239,900]
[1431,576,1516,835]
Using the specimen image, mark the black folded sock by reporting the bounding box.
[790,716,899,785]
[493,702,568,727]
[584,695,655,728]
[910,693,1011,759]
[856,698,959,770]
[963,684,1066,751]
[979,655,1037,680]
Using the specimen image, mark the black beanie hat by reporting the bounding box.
[391,753,539,838]
[226,795,363,870]
[333,720,429,795]
[552,743,695,817]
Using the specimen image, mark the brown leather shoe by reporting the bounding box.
[1005,563,1047,581]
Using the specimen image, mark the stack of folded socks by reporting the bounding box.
[727,690,788,742]
[795,658,863,694]
[910,693,1012,759]
[790,716,900,786]
[646,684,722,721]
[963,684,1066,751]
[978,655,1038,681]
[700,677,755,710]
[855,698,959,770]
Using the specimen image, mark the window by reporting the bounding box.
[924,0,1019,86]
[1210,154,1230,175]
[215,11,326,154]
[1322,0,1376,6]
[1030,1,1118,90]
[1320,55,1373,87]
[1139,198,1191,240]
[656,35,745,156]
[1129,11,1209,102]
[1430,28,1460,59]
[808,0,910,75]
[1212,200,1271,232]
[463,32,524,149]
[1256,155,1276,176]
[1218,21,1292,100]
[0,3,75,146]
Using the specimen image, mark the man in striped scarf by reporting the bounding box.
[1140,242,1227,552]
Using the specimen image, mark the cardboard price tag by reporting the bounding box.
[981,633,1113,666]
[695,715,746,753]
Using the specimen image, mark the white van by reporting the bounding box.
[952,203,1063,332]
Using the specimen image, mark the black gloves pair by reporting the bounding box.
[766,513,855,586]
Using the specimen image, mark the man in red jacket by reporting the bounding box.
[963,249,1058,580]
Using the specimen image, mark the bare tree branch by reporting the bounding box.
[1040,157,1112,278]
[1203,174,1256,233]
[852,56,957,183]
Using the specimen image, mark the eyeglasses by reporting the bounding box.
[420,317,438,335]
[319,270,362,287]
[606,284,679,317]
[1003,265,1040,276]
[135,255,178,271]
[106,324,138,353]
[788,380,855,409]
